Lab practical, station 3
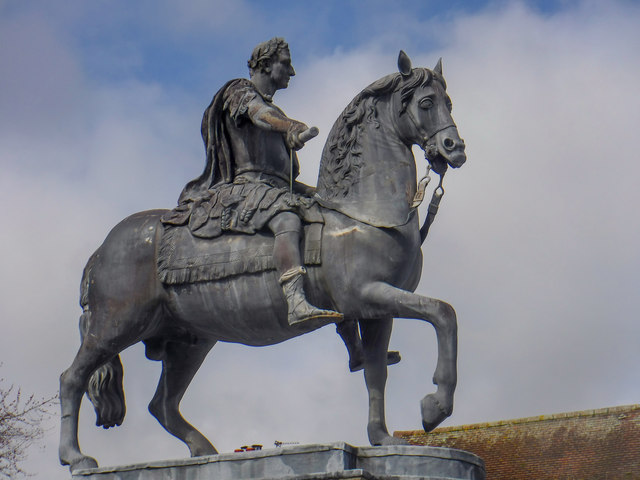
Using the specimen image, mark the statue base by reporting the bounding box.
[71,442,485,480]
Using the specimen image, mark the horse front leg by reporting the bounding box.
[363,282,457,432]
[360,318,408,446]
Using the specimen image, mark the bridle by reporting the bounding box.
[402,97,451,242]
[403,103,451,196]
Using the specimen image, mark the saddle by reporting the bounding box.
[157,222,322,285]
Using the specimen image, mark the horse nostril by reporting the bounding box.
[443,138,455,150]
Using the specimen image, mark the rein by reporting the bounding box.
[419,167,445,243]
[404,110,450,244]
[413,156,446,244]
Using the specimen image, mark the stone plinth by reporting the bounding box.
[71,443,486,480]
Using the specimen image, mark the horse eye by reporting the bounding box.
[419,98,433,109]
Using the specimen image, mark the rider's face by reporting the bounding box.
[270,50,295,90]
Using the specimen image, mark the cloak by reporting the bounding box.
[178,79,245,204]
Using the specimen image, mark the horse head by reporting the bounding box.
[394,51,466,174]
[317,52,466,227]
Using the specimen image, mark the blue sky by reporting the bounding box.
[1,0,584,92]
[1,0,639,478]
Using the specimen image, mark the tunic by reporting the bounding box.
[162,79,321,239]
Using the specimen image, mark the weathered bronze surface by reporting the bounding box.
[59,39,466,472]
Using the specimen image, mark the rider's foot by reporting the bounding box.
[280,267,343,326]
[288,302,344,326]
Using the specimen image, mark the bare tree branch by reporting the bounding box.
[0,374,57,479]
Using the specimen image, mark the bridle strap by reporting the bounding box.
[403,107,450,243]
[419,171,445,244]
[420,123,455,154]
[404,107,454,156]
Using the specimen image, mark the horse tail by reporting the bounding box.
[79,252,127,429]
[87,356,126,428]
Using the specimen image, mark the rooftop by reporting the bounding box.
[395,404,640,480]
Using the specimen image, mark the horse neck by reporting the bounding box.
[317,100,417,227]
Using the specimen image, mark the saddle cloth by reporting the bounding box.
[158,223,322,285]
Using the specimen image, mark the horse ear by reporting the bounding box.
[434,57,443,75]
[398,50,412,76]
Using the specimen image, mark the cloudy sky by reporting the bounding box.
[1,0,639,477]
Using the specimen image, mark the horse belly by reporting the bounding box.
[166,272,297,346]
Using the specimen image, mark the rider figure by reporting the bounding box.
[176,37,342,326]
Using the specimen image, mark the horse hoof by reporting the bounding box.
[421,393,452,432]
[191,449,218,457]
[70,456,99,472]
[369,431,411,446]
[379,435,410,446]
[190,444,218,457]
[387,350,401,366]
[349,350,402,372]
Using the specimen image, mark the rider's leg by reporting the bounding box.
[270,212,302,275]
[269,212,342,325]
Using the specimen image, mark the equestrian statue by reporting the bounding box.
[59,37,467,472]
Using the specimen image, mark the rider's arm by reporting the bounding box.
[225,80,309,150]
[245,97,308,150]
[247,100,298,131]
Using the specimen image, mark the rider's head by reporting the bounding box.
[248,38,296,93]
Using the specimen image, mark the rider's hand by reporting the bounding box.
[285,121,308,151]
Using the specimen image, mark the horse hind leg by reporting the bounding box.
[148,339,217,457]
[60,294,160,470]
[59,322,117,470]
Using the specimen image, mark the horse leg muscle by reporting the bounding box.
[362,282,457,432]
[360,318,408,446]
[148,340,217,457]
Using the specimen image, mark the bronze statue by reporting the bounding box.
[59,40,466,472]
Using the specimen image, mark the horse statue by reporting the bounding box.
[59,51,466,471]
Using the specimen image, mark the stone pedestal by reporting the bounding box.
[71,442,485,480]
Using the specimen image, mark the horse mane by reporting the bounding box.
[318,67,443,199]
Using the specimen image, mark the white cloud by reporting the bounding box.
[403,0,640,423]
